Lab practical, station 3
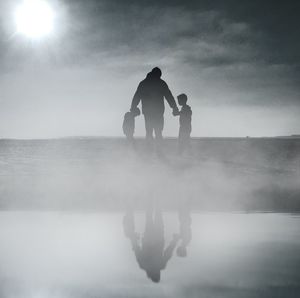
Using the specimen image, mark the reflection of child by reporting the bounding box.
[123,108,140,140]
[176,205,192,258]
[177,93,192,154]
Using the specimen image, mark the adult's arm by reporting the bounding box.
[130,82,142,111]
[161,236,178,269]
[133,242,146,270]
[163,82,178,110]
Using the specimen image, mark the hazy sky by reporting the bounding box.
[0,0,299,138]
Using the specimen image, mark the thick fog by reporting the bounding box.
[0,1,299,296]
[0,138,299,212]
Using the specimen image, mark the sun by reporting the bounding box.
[15,0,55,39]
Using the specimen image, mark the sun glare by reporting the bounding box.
[15,0,54,39]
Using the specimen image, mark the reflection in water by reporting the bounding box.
[177,202,192,258]
[0,212,300,297]
[123,200,192,282]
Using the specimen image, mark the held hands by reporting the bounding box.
[172,108,180,116]
[130,107,141,117]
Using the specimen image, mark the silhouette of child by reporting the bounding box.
[123,108,140,140]
[177,93,192,154]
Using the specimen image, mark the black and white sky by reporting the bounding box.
[0,0,299,138]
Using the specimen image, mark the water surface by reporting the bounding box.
[0,211,299,297]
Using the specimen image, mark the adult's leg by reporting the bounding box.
[149,115,165,159]
[154,115,164,141]
[144,114,154,141]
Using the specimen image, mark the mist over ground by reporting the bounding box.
[0,137,299,212]
[0,1,299,296]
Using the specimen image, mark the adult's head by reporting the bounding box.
[151,67,162,79]
[146,269,161,283]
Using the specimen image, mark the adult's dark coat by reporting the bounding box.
[131,76,177,116]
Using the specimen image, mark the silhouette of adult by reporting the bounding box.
[130,67,179,143]
[123,203,179,283]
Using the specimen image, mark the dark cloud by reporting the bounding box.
[2,0,299,68]
[1,0,299,75]
[56,0,300,67]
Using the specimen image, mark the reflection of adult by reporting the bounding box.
[123,205,178,283]
[130,67,179,142]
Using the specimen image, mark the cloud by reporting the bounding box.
[0,0,299,137]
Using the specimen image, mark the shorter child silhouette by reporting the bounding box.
[123,108,140,140]
[177,93,192,154]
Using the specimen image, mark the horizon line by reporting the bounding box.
[1,135,300,141]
